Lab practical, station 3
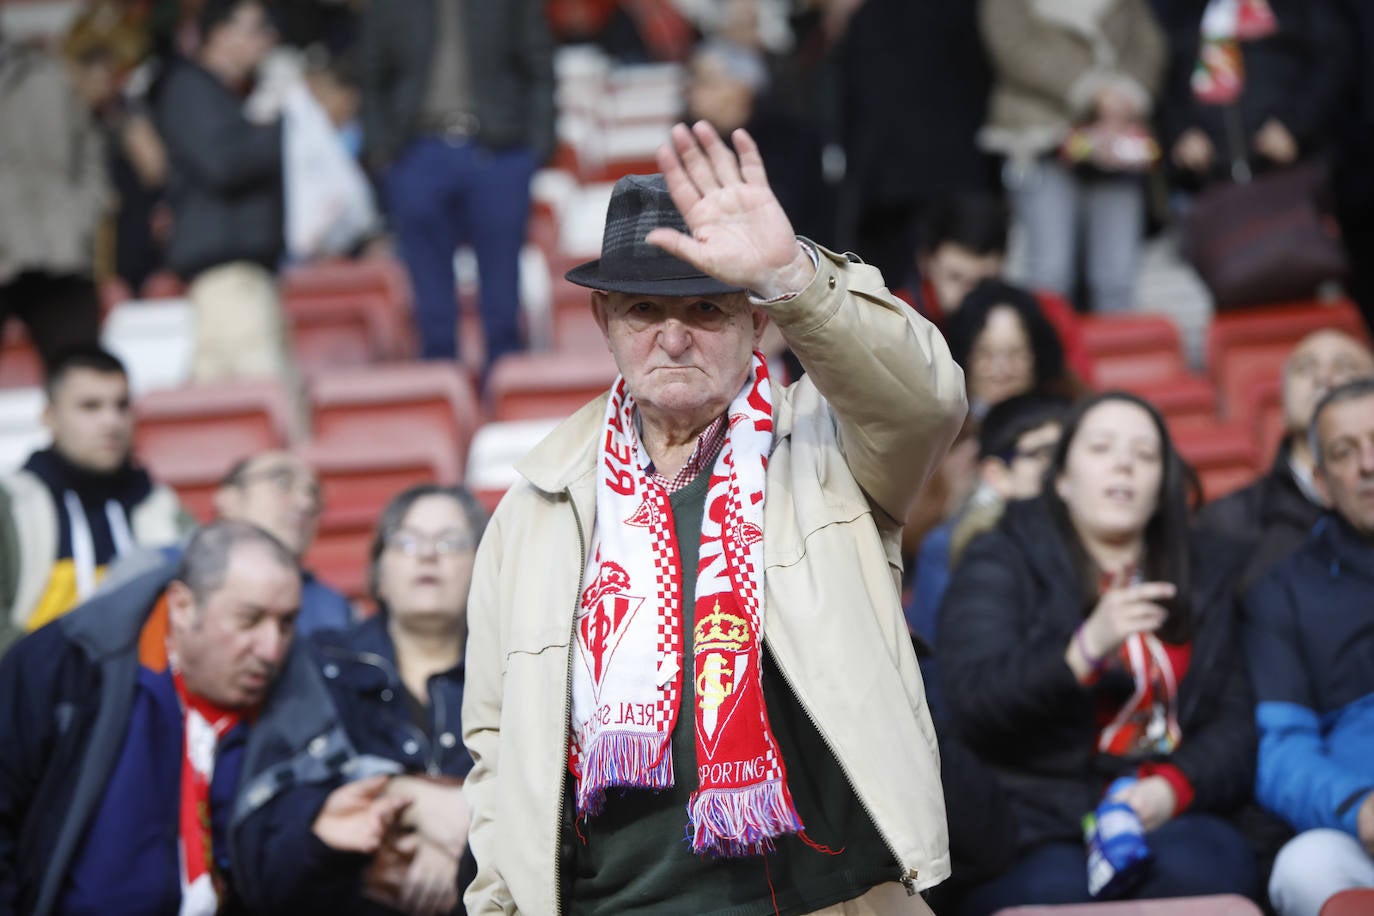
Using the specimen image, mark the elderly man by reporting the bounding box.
[463,121,966,914]
[1201,328,1374,591]
[1246,377,1374,916]
[0,522,407,915]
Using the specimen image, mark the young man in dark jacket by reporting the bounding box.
[1247,378,1374,916]
[154,0,289,384]
[1200,329,1373,592]
[0,521,406,916]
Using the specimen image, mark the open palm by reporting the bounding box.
[647,121,809,298]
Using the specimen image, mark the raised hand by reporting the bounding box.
[646,121,815,300]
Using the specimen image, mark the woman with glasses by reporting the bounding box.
[308,483,488,915]
[937,392,1258,914]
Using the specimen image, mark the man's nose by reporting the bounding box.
[657,318,692,355]
[254,622,289,667]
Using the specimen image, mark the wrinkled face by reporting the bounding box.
[687,53,754,135]
[376,495,477,626]
[1056,400,1164,545]
[1315,393,1374,538]
[169,543,301,709]
[45,368,134,474]
[923,243,1004,315]
[593,291,768,432]
[984,420,1062,501]
[214,452,322,557]
[968,306,1035,408]
[1283,331,1374,436]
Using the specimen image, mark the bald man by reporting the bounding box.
[1200,329,1374,590]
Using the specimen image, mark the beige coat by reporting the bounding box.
[0,42,109,284]
[979,0,1166,161]
[462,243,968,914]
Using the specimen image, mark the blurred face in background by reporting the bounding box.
[215,452,322,557]
[1283,330,1374,438]
[968,306,1035,409]
[1056,399,1164,547]
[981,420,1062,501]
[376,495,477,632]
[923,243,1005,316]
[687,51,756,136]
[206,1,276,84]
[1315,392,1374,538]
[45,369,134,474]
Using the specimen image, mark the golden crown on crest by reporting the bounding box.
[694,601,750,654]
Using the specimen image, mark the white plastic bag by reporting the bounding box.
[282,81,378,260]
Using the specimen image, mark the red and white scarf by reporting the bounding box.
[570,352,804,856]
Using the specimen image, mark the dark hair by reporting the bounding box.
[1310,376,1374,468]
[945,279,1067,396]
[44,346,127,399]
[1042,391,1195,644]
[978,392,1070,461]
[916,193,1010,258]
[177,519,297,607]
[368,484,489,605]
[199,0,262,43]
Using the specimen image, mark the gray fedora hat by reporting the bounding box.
[564,174,745,297]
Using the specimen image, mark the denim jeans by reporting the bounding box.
[385,137,535,368]
[1006,156,1145,314]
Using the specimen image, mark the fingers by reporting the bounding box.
[694,120,743,187]
[338,774,391,804]
[732,128,770,186]
[671,121,722,198]
[645,226,702,264]
[656,134,703,215]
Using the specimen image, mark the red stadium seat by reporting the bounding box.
[1121,374,1218,432]
[145,451,235,524]
[1320,889,1374,916]
[1171,422,1261,502]
[1229,374,1286,463]
[310,363,480,480]
[1080,314,1189,389]
[994,894,1263,915]
[1207,300,1367,415]
[281,257,411,311]
[304,512,374,606]
[303,438,459,530]
[485,350,618,422]
[0,324,42,389]
[285,292,414,372]
[134,380,295,482]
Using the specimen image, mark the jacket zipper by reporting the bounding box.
[553,494,588,916]
[764,640,921,896]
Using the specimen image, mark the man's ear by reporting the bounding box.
[166,579,197,633]
[591,291,613,345]
[751,307,771,348]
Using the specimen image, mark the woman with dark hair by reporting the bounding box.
[309,483,488,915]
[944,279,1071,419]
[937,392,1258,914]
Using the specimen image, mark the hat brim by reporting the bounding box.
[564,258,746,298]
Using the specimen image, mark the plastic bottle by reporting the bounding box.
[1083,776,1154,898]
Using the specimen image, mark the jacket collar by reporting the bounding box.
[60,560,178,660]
[1258,439,1325,529]
[1312,512,1374,578]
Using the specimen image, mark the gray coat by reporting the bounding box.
[358,0,556,168]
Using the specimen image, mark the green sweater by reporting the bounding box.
[567,472,894,915]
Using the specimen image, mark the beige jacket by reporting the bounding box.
[462,244,968,914]
[0,42,109,283]
[979,0,1166,161]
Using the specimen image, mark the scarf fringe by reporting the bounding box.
[576,732,674,816]
[685,779,803,857]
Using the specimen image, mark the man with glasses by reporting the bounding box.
[104,450,352,636]
[1201,329,1374,591]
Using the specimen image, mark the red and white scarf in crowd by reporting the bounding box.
[569,352,804,856]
